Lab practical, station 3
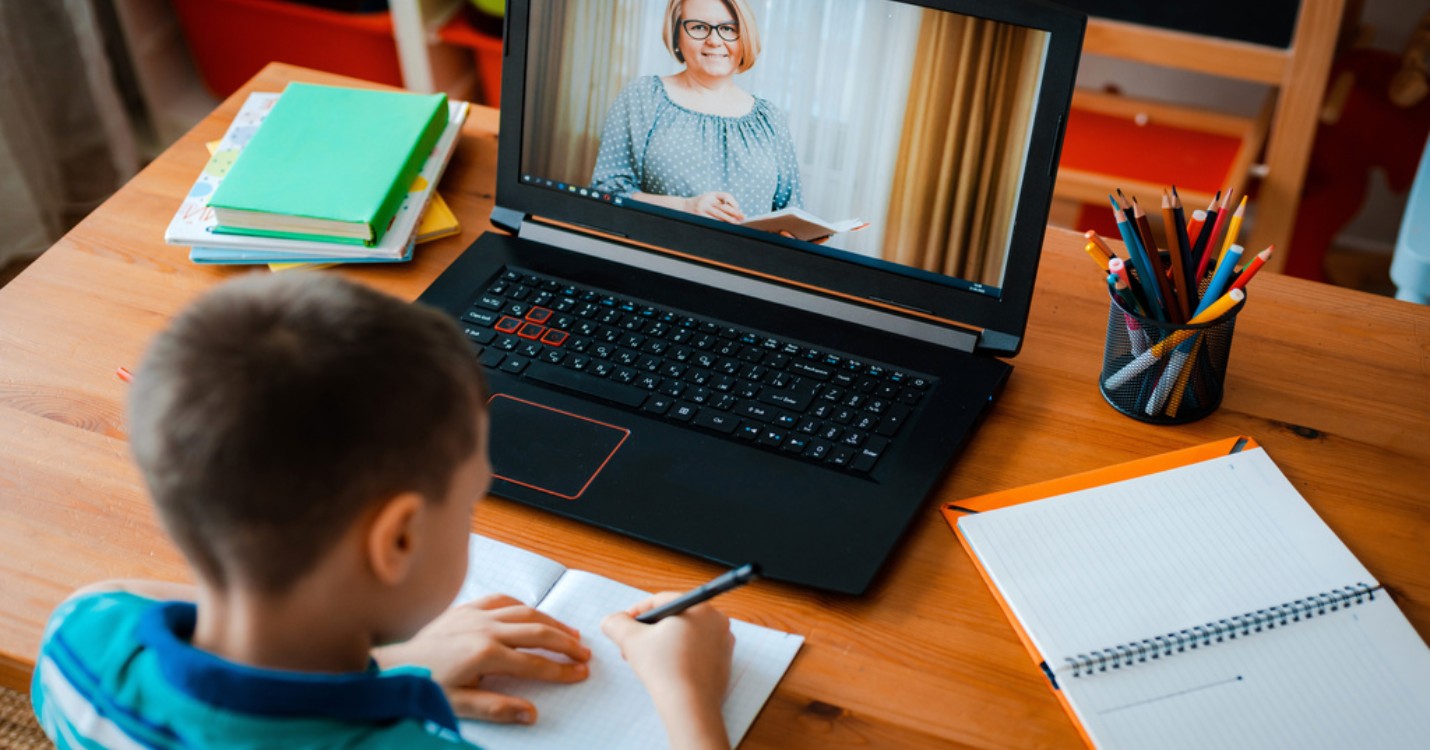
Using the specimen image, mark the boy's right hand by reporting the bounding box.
[602,594,735,750]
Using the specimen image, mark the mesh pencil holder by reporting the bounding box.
[1098,289,1244,424]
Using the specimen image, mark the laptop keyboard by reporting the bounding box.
[458,268,936,474]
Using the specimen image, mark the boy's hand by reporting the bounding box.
[373,594,590,725]
[602,593,734,750]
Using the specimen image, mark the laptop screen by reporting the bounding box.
[496,0,1083,352]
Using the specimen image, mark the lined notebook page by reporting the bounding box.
[957,448,1374,670]
[454,537,803,750]
[1064,595,1430,749]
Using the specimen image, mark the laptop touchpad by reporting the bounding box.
[487,394,630,500]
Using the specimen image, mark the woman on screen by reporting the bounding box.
[590,0,803,223]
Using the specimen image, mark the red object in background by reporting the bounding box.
[170,0,404,99]
[1288,48,1430,281]
[1061,110,1244,197]
[438,11,502,106]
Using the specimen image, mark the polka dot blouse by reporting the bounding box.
[590,76,803,215]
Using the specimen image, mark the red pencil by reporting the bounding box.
[1195,189,1235,283]
[1229,246,1273,293]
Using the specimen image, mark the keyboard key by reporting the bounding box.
[518,342,543,358]
[504,302,531,318]
[517,322,546,340]
[463,309,499,326]
[480,350,505,369]
[541,329,569,347]
[525,362,647,408]
[693,410,738,434]
[758,428,787,447]
[736,423,762,441]
[876,404,911,437]
[670,403,698,422]
[476,294,505,310]
[805,441,831,460]
[525,307,553,324]
[760,386,815,411]
[789,361,833,380]
[783,435,809,453]
[899,388,923,406]
[464,327,495,345]
[850,437,890,473]
[736,402,777,422]
[494,316,522,334]
[540,348,566,365]
[500,356,529,374]
[828,447,854,467]
[644,396,673,415]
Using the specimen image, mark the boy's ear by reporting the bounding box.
[366,492,425,586]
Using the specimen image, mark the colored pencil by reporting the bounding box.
[1215,194,1248,269]
[1189,193,1220,281]
[1133,195,1180,323]
[1195,189,1234,285]
[1170,187,1195,303]
[1229,246,1273,293]
[1110,196,1165,321]
[1084,229,1117,262]
[1161,192,1192,322]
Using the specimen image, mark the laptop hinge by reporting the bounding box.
[490,205,525,234]
[976,328,1021,356]
[518,221,982,354]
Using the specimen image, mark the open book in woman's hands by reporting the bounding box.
[739,207,868,241]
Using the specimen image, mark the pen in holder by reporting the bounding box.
[1098,286,1244,424]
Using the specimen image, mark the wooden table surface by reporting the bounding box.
[2,64,1428,748]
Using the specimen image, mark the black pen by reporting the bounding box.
[636,563,760,624]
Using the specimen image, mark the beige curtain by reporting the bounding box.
[521,0,649,186]
[882,12,1044,286]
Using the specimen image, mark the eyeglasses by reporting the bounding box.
[680,19,740,42]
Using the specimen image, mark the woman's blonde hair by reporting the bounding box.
[662,0,762,74]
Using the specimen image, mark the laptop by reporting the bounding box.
[419,0,1085,594]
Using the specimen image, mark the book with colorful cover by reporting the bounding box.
[166,93,468,260]
[207,83,448,245]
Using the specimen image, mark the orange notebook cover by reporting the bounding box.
[941,435,1257,748]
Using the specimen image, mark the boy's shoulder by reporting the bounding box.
[32,590,479,749]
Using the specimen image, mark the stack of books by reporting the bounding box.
[165,82,470,268]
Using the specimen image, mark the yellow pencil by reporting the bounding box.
[1216,195,1247,268]
[1085,241,1111,272]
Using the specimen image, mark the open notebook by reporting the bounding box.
[453,535,803,749]
[950,445,1430,749]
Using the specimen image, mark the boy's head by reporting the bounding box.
[129,273,488,603]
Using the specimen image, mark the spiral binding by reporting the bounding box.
[1064,583,1380,678]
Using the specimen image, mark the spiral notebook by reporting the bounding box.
[943,438,1430,749]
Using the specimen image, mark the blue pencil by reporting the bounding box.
[1111,196,1166,321]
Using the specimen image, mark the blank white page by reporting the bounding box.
[957,448,1375,669]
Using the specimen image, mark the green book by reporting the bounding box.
[208,83,449,246]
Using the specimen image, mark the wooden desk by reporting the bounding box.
[2,64,1427,748]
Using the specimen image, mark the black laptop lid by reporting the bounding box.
[493,0,1084,355]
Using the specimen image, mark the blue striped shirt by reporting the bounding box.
[31,592,479,748]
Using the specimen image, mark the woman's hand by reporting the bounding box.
[685,192,745,223]
[602,593,734,750]
[373,594,591,725]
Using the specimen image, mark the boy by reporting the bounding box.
[31,273,735,750]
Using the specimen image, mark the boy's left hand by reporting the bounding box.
[373,594,591,725]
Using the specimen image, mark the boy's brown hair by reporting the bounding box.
[129,273,487,594]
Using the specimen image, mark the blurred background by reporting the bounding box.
[1,0,1427,297]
